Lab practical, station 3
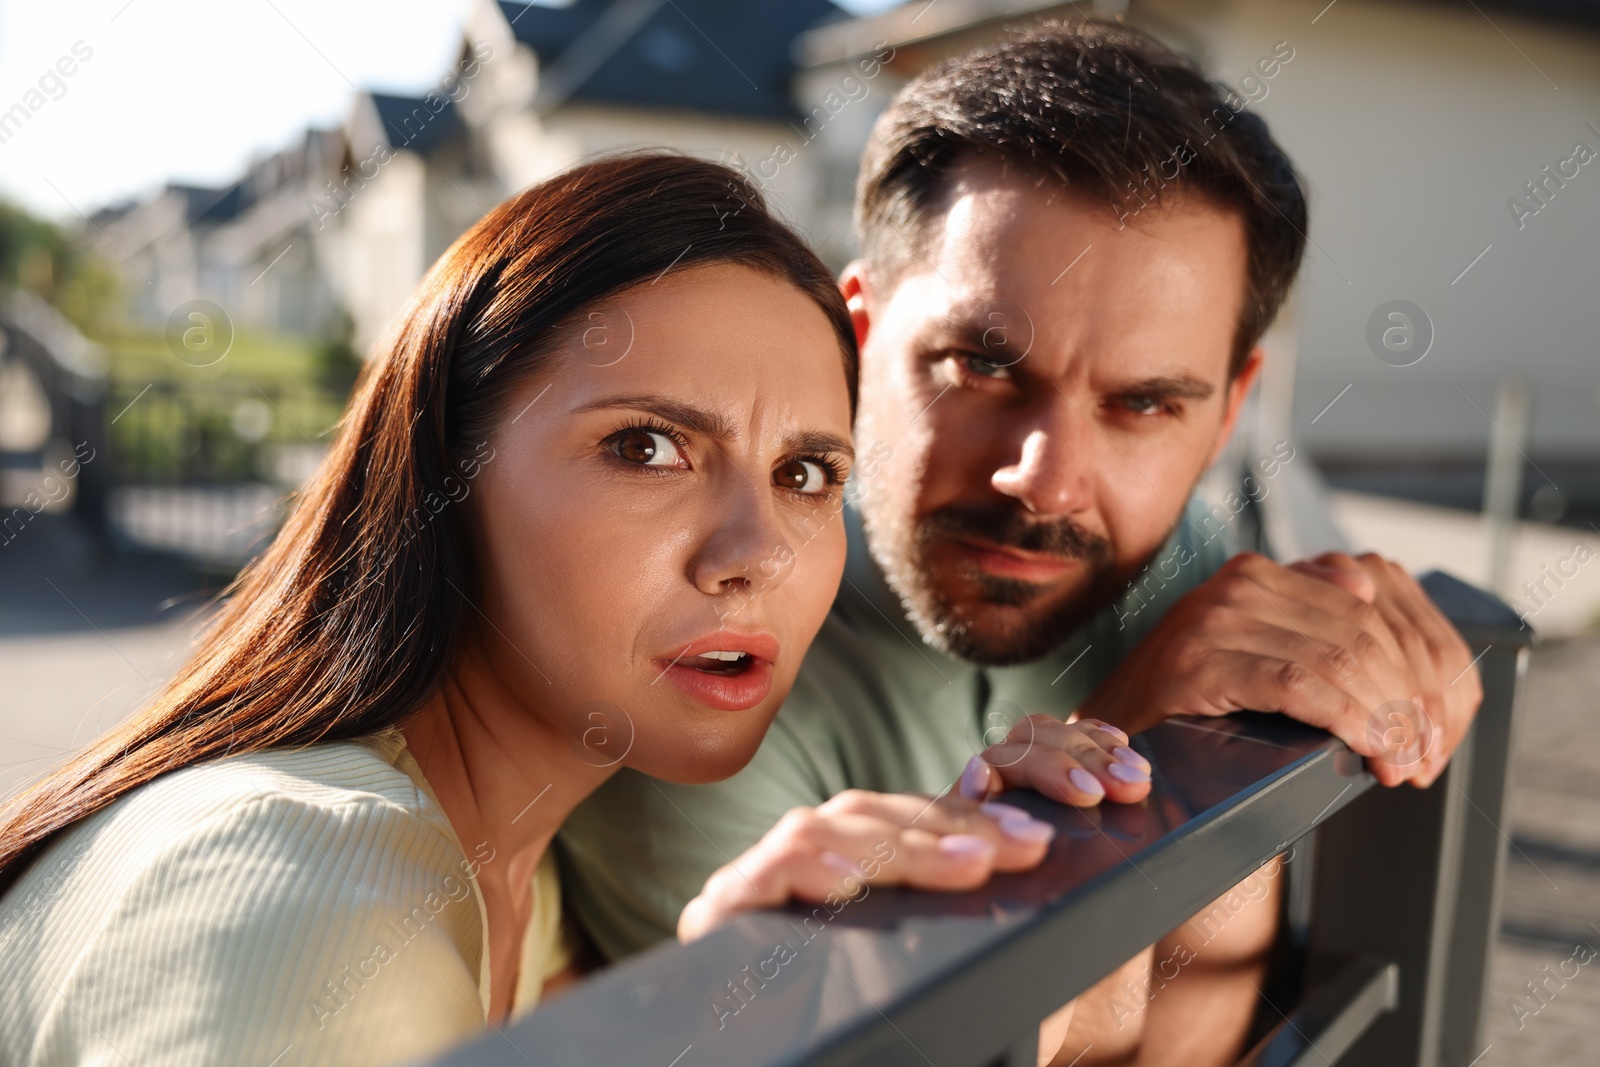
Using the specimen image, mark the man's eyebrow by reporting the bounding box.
[572,393,737,439]
[921,313,996,351]
[1108,375,1216,401]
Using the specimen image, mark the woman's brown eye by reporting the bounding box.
[774,459,828,494]
[613,430,682,467]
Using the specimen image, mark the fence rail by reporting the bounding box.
[420,565,1528,1067]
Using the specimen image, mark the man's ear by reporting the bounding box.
[1206,345,1265,467]
[838,260,873,351]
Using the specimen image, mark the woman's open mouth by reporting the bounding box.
[655,633,778,711]
[679,650,756,675]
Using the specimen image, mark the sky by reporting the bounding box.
[0,0,903,224]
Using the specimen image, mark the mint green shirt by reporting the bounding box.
[557,497,1232,961]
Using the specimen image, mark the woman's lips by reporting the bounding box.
[653,631,780,711]
[656,657,775,711]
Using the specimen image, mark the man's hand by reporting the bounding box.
[1078,551,1481,787]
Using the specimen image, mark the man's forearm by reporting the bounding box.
[1133,859,1283,1067]
[1051,859,1284,1067]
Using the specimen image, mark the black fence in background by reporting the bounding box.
[100,375,335,564]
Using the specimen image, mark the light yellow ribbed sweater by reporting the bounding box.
[0,729,571,1066]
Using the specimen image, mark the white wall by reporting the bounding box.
[1138,0,1600,462]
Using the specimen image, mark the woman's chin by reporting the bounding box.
[626,707,785,785]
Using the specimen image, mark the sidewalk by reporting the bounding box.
[1331,491,1600,638]
[0,514,219,799]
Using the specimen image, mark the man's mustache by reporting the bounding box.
[918,503,1113,567]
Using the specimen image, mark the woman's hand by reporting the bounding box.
[957,716,1154,806]
[677,789,1056,941]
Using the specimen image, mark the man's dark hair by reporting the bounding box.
[856,20,1307,375]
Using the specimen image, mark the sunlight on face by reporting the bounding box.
[468,263,854,782]
[853,158,1257,664]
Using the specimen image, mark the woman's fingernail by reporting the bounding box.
[979,801,1031,822]
[1112,745,1150,771]
[1068,768,1106,797]
[1094,723,1127,739]
[996,812,1056,844]
[1107,761,1150,784]
[938,833,995,858]
[819,850,857,875]
[959,756,992,800]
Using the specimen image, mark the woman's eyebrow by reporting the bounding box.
[572,393,737,439]
[575,394,853,459]
[786,429,855,461]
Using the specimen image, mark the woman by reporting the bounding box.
[0,155,1144,1066]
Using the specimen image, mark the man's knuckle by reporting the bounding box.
[1324,642,1363,680]
[824,789,872,814]
[775,807,820,840]
[1272,660,1317,697]
[1351,629,1385,666]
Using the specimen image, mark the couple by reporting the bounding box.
[0,21,1479,1067]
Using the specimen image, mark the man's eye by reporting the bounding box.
[610,429,685,467]
[1119,395,1167,416]
[773,458,833,495]
[956,354,1013,381]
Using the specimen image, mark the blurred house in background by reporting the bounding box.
[91,128,346,339]
[329,0,849,351]
[326,85,484,353]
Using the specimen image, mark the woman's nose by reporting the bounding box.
[688,479,795,601]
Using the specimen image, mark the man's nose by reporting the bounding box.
[990,399,1092,516]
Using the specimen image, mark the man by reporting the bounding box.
[558,21,1478,1065]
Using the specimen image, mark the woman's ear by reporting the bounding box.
[838,261,873,351]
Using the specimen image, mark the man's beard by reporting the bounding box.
[867,500,1127,667]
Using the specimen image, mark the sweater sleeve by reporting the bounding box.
[29,790,487,1067]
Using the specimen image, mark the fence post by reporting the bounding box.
[1304,572,1529,1066]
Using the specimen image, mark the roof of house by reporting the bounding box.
[496,0,846,119]
[367,92,465,154]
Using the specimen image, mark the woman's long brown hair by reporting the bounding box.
[0,153,856,892]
